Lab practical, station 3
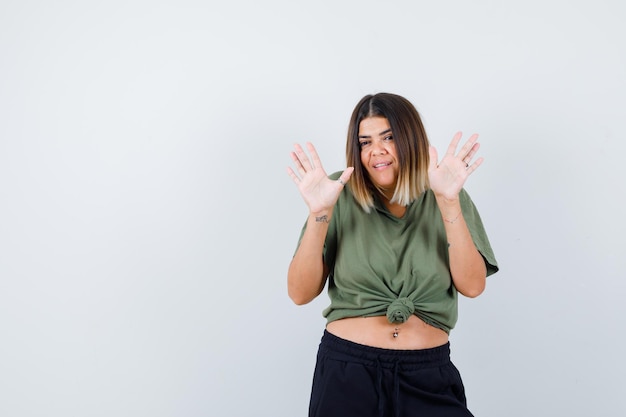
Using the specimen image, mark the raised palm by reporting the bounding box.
[428,132,483,200]
[287,142,353,214]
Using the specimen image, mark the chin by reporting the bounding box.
[374,178,396,190]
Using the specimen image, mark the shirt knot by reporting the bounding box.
[386,298,415,324]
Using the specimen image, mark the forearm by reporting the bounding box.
[437,198,487,298]
[287,209,333,305]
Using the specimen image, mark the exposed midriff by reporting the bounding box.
[325,315,449,350]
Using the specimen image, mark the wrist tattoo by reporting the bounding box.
[315,215,329,223]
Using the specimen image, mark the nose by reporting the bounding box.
[372,139,387,156]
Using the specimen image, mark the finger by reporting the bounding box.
[445,131,463,156]
[293,143,314,172]
[286,166,301,184]
[305,142,322,170]
[459,134,479,158]
[337,167,354,186]
[466,156,484,174]
[428,146,439,170]
[289,150,307,176]
[462,142,481,165]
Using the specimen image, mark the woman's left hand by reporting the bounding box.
[428,132,483,201]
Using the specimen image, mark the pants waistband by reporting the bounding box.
[319,329,451,370]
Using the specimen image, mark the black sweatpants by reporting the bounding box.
[308,330,474,417]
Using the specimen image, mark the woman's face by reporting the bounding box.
[358,116,399,195]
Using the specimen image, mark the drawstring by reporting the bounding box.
[376,356,402,417]
[393,358,400,417]
[376,358,384,417]
[315,332,452,417]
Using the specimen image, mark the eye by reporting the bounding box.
[359,140,370,148]
[383,135,393,141]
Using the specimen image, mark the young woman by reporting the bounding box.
[287,92,498,417]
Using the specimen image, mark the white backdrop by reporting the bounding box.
[1,1,625,416]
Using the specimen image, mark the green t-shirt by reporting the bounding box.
[297,172,499,334]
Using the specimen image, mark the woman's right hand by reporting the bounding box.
[287,142,354,214]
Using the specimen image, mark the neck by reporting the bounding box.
[381,195,406,218]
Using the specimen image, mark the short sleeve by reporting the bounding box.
[459,189,499,276]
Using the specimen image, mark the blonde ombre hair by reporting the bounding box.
[345,93,430,213]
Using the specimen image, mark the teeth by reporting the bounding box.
[374,162,389,168]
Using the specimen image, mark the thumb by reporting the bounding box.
[428,146,439,171]
[338,167,354,185]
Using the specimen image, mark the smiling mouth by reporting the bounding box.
[373,162,391,168]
